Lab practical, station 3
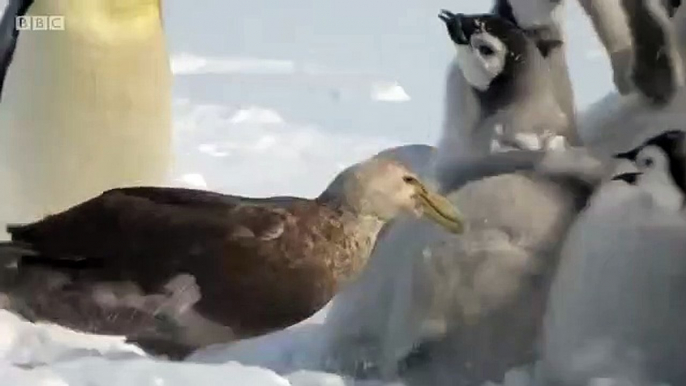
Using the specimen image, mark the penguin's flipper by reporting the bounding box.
[436,149,547,193]
[437,147,607,194]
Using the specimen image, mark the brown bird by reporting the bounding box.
[0,156,463,359]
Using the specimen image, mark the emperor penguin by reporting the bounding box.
[541,129,686,386]
[0,0,172,235]
[314,12,608,386]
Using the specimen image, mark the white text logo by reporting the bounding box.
[15,16,65,31]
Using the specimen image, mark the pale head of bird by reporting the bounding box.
[322,158,464,234]
[43,0,164,43]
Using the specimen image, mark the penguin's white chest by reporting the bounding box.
[542,183,686,384]
[0,21,172,225]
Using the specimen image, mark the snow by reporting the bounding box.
[0,298,539,386]
[174,173,208,188]
[0,308,360,385]
[0,356,292,386]
[1,0,677,385]
[172,100,401,197]
[229,106,285,125]
[370,82,412,102]
[171,53,296,76]
[0,311,144,366]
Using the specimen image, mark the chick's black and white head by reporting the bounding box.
[612,130,686,201]
[663,0,682,17]
[439,10,532,92]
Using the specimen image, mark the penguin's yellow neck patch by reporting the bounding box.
[108,0,159,20]
[29,0,162,44]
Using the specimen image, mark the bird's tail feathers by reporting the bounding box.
[0,241,37,259]
[5,223,24,234]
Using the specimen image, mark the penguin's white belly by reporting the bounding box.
[542,185,686,385]
[0,26,172,227]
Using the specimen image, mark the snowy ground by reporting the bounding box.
[163,0,615,197]
[0,307,407,386]
[0,0,627,385]
[0,300,539,385]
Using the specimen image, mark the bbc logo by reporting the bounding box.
[15,16,65,31]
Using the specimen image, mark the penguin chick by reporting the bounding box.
[541,129,686,386]
[491,0,578,136]
[435,11,571,188]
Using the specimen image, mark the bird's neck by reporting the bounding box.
[316,192,383,222]
[339,211,387,270]
[346,211,386,231]
[314,193,387,279]
[436,61,492,164]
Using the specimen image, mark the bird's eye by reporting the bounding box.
[639,156,654,169]
[402,175,417,184]
[477,44,495,56]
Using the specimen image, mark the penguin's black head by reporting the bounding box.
[439,10,527,50]
[439,10,471,45]
[491,0,564,28]
[438,10,532,93]
[490,0,565,58]
[614,130,686,162]
[613,130,686,194]
[665,0,681,17]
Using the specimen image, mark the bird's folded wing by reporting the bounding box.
[104,187,246,208]
[109,186,302,209]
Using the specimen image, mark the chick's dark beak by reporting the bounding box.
[611,172,641,184]
[439,9,469,45]
[613,148,640,161]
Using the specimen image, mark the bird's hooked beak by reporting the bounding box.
[611,172,641,184]
[406,178,465,234]
[439,9,470,45]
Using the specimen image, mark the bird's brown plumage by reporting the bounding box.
[0,157,463,358]
[4,188,378,333]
